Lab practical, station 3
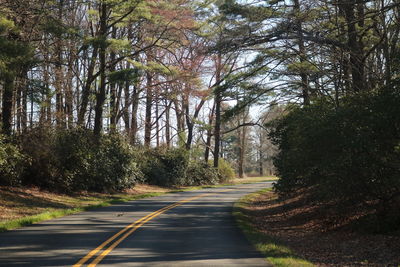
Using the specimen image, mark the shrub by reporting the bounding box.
[216,158,235,183]
[19,128,142,192]
[87,134,142,192]
[0,135,27,186]
[269,88,400,223]
[186,161,219,186]
[19,128,58,188]
[140,148,189,187]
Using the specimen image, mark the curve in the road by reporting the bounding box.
[0,182,273,267]
[75,189,235,267]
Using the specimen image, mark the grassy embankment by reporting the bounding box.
[233,187,314,267]
[0,176,276,232]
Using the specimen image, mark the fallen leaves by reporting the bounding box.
[244,191,400,266]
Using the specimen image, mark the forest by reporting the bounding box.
[0,0,399,230]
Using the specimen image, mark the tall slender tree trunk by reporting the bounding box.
[78,46,98,126]
[144,71,153,147]
[123,63,131,134]
[204,102,215,163]
[165,100,171,148]
[213,92,221,168]
[155,89,160,147]
[65,44,75,128]
[213,54,222,168]
[293,0,310,105]
[55,0,65,127]
[2,75,14,136]
[183,87,192,149]
[109,28,117,134]
[258,148,264,176]
[340,0,365,92]
[22,84,27,130]
[93,1,107,136]
[173,98,184,146]
[130,85,140,144]
[129,58,141,144]
[43,64,52,125]
[16,77,22,133]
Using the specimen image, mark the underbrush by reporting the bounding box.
[269,87,400,233]
[138,148,235,187]
[17,128,142,192]
[0,128,236,192]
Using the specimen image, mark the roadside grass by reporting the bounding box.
[170,176,277,192]
[0,176,276,232]
[233,187,314,267]
[0,191,165,232]
[230,176,278,184]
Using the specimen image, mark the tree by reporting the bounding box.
[0,12,34,136]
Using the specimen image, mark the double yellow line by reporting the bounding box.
[73,189,234,267]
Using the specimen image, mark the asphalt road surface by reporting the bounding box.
[0,182,273,267]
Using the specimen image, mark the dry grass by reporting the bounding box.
[0,184,171,231]
[231,176,278,184]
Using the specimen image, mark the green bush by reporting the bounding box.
[215,158,235,182]
[19,128,142,192]
[0,135,27,186]
[140,148,189,187]
[88,135,143,191]
[53,128,95,191]
[19,128,57,188]
[186,161,219,185]
[269,87,400,223]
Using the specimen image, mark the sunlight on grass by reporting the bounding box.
[0,191,165,232]
[233,188,314,267]
[232,176,278,184]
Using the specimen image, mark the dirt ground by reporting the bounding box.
[246,190,400,266]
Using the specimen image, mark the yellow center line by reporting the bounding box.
[72,203,177,267]
[73,189,235,267]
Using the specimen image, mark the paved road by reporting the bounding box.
[0,182,273,267]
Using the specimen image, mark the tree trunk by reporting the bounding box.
[165,100,171,148]
[65,43,75,128]
[16,77,22,133]
[78,47,98,126]
[2,75,14,136]
[258,130,264,176]
[44,64,52,125]
[173,98,184,146]
[144,71,153,147]
[55,0,65,128]
[259,149,264,176]
[93,1,108,136]
[123,63,131,134]
[293,0,310,105]
[155,89,160,147]
[183,88,192,150]
[340,0,365,92]
[130,84,140,144]
[109,28,117,134]
[204,102,215,163]
[22,78,27,130]
[213,54,222,168]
